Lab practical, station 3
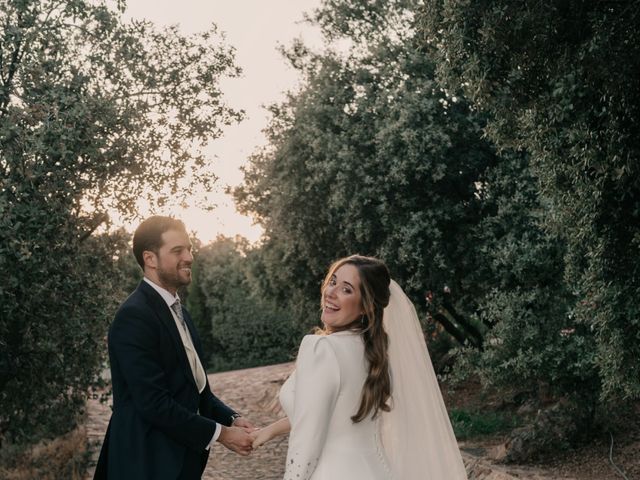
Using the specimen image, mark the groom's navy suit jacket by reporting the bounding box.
[94,280,236,480]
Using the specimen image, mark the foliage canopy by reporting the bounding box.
[0,0,240,445]
[419,0,640,401]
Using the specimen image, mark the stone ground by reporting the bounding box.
[84,363,570,480]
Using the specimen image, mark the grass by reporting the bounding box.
[0,426,90,480]
[450,408,519,440]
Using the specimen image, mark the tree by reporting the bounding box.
[0,0,240,446]
[235,0,501,345]
[469,155,599,407]
[420,0,640,401]
[236,4,604,457]
[188,236,299,372]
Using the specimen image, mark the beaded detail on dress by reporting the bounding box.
[279,333,393,479]
[283,452,319,480]
[374,416,394,479]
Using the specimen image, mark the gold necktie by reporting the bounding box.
[171,299,207,393]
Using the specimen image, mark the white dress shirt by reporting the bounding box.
[143,277,221,446]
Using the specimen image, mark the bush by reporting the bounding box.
[0,213,128,445]
[188,237,302,372]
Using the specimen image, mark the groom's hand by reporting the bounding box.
[232,416,256,432]
[217,425,253,456]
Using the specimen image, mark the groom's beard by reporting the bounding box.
[157,262,192,290]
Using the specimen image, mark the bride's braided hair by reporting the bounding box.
[321,255,391,423]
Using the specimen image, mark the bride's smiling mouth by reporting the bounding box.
[324,300,339,312]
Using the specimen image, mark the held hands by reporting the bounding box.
[217,416,285,454]
[249,418,291,449]
[249,428,272,449]
[217,425,254,456]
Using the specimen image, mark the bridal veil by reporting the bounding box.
[380,280,468,479]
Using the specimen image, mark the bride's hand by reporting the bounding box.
[249,417,290,449]
[250,428,271,449]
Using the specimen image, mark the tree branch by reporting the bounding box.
[432,312,468,346]
[442,295,484,350]
[0,25,23,116]
[78,213,108,242]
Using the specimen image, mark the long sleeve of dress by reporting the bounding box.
[284,335,341,480]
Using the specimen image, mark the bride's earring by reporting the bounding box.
[360,314,366,325]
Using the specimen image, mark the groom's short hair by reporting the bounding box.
[133,216,187,269]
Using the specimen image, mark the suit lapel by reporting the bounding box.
[137,281,199,391]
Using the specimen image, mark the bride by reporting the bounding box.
[251,255,467,479]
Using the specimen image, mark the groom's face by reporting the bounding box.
[153,228,193,290]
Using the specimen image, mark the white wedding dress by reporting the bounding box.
[279,281,468,480]
[279,332,392,480]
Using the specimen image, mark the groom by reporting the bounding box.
[94,216,254,480]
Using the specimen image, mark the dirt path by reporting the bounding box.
[84,362,567,480]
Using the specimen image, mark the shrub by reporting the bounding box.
[188,237,301,372]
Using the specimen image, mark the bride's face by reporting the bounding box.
[321,264,364,331]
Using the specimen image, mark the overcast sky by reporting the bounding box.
[120,0,323,243]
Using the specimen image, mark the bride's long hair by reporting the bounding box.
[320,255,391,422]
